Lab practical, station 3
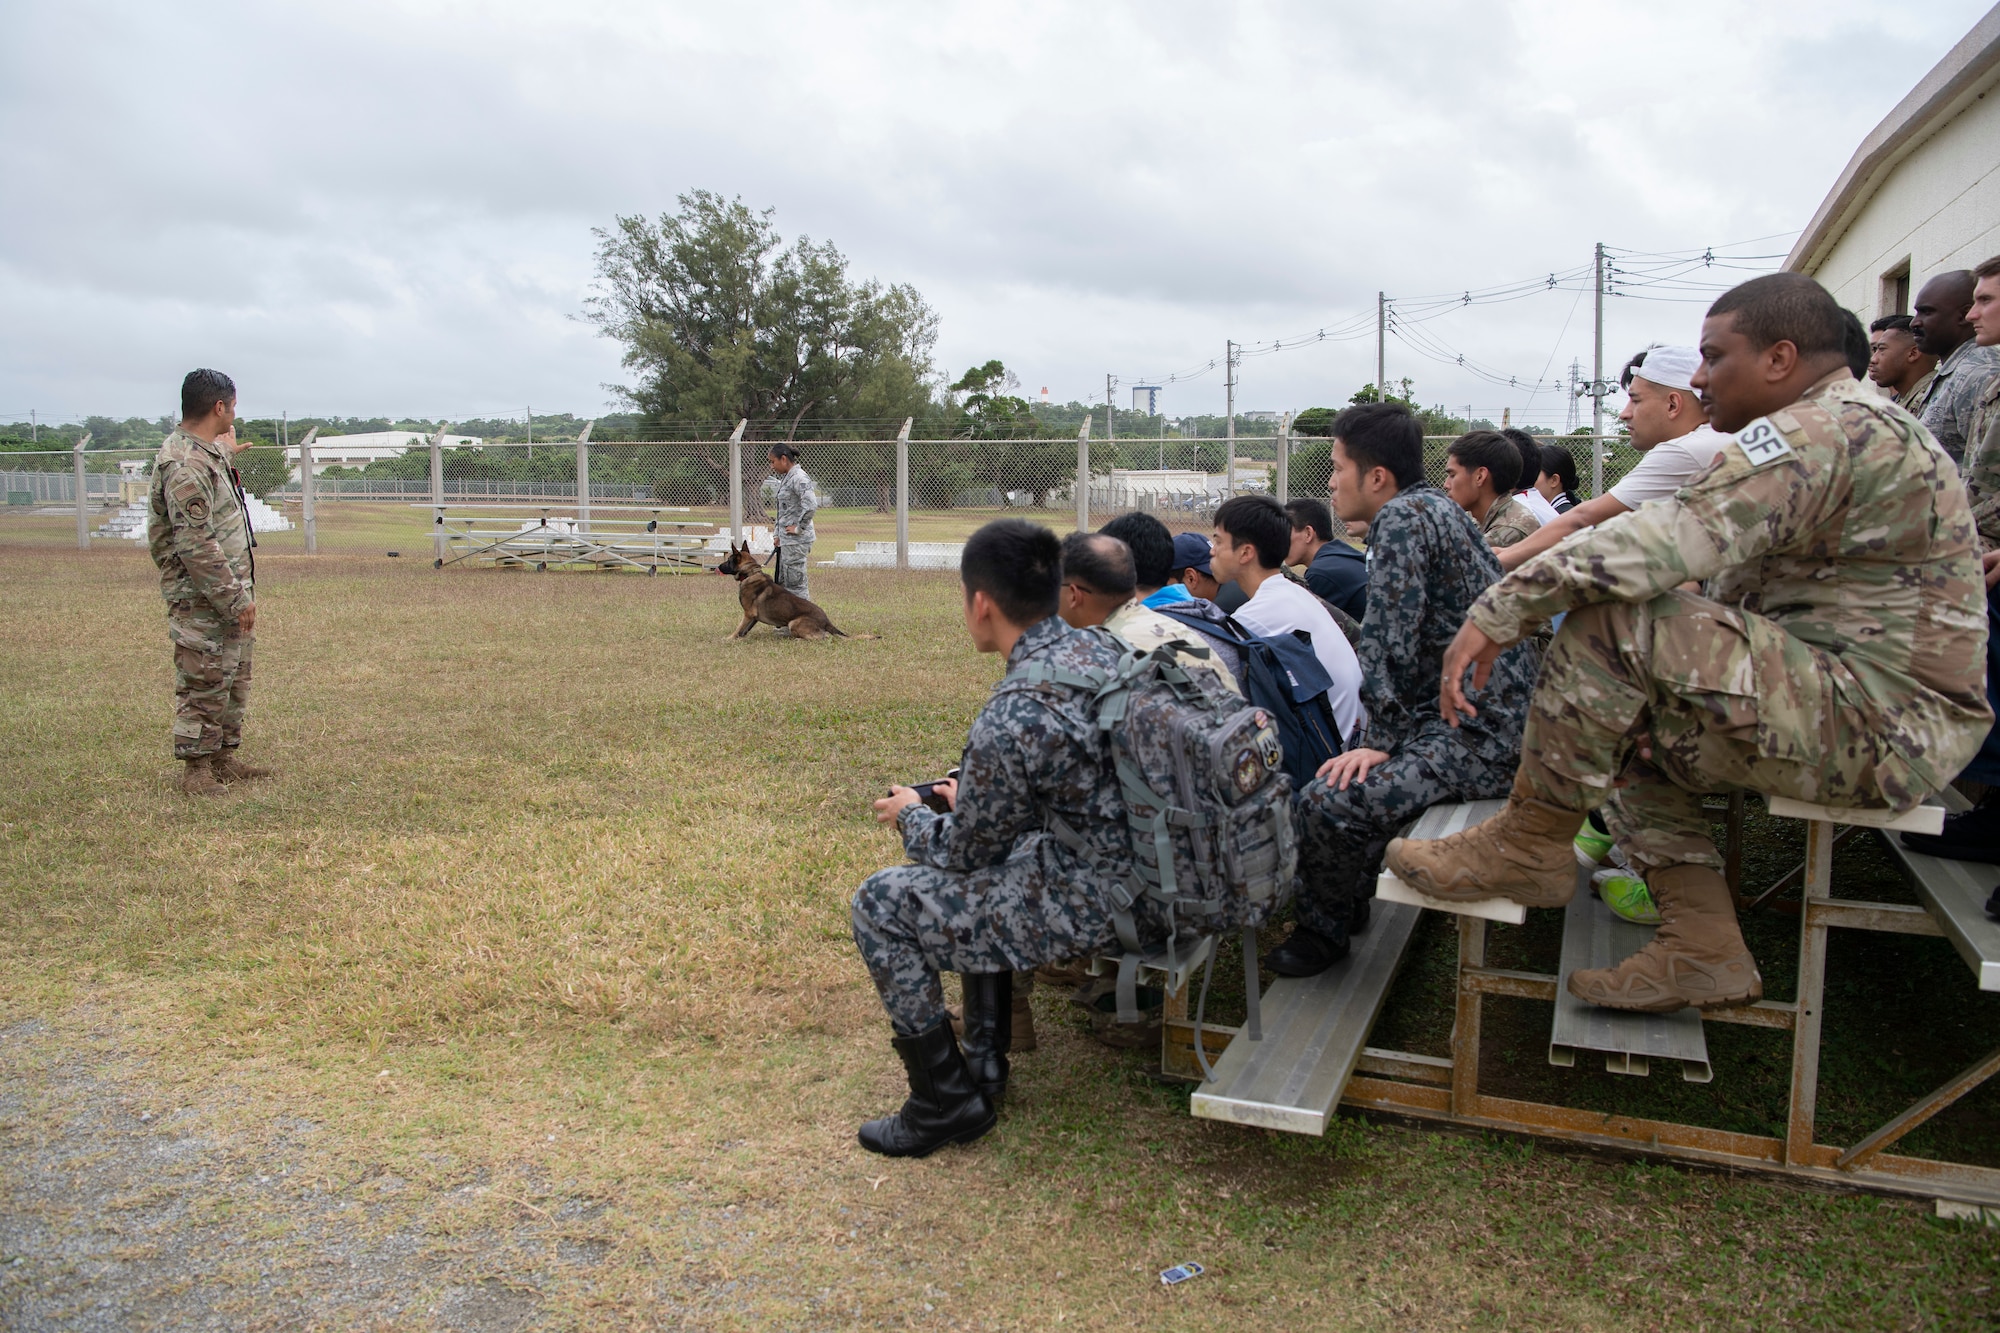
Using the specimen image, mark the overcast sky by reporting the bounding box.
[3,0,1991,429]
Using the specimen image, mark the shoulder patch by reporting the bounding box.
[1733,417,1795,470]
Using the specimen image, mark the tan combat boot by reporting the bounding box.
[211,749,273,782]
[1566,865,1762,1012]
[180,754,226,796]
[1382,771,1580,908]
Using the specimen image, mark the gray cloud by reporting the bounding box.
[1,0,1986,426]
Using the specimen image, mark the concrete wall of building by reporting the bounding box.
[1807,85,2000,318]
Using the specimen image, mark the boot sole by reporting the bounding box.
[1566,976,1763,1014]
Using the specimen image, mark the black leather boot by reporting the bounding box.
[857,1020,996,1158]
[958,972,1013,1108]
[1263,922,1350,978]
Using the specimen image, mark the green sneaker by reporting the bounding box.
[1596,871,1661,926]
[1573,819,1614,868]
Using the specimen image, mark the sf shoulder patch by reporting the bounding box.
[1734,417,1796,470]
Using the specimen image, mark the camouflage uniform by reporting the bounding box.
[1467,372,1991,874]
[147,428,257,759]
[1293,485,1538,937]
[850,616,1165,1035]
[1898,364,1938,414]
[1916,338,2000,465]
[771,465,818,599]
[1479,492,1541,550]
[1964,372,2000,550]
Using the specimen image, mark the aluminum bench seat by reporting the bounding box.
[1548,866,1712,1081]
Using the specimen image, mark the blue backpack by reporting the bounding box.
[1153,608,1347,790]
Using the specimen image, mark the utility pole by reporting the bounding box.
[1224,340,1237,498]
[1591,241,1605,497]
[525,405,532,461]
[1376,292,1387,401]
[1106,373,1116,447]
[30,410,36,444]
[1275,410,1291,502]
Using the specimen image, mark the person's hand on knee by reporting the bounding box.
[1318,748,1389,791]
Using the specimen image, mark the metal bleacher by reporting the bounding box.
[1148,789,2000,1209]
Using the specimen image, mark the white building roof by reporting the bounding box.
[285,431,485,464]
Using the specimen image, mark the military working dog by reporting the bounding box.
[716,542,848,640]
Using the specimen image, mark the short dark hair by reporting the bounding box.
[1870,313,1915,334]
[1539,443,1579,496]
[1099,511,1174,589]
[1213,494,1291,570]
[1328,401,1423,488]
[1060,531,1136,598]
[961,519,1061,626]
[1976,255,2000,282]
[1707,273,1848,358]
[181,369,236,421]
[1619,347,1651,390]
[767,442,800,461]
[1841,307,1869,380]
[1447,430,1522,494]
[1501,428,1542,488]
[1283,496,1335,543]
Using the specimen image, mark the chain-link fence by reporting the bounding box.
[8,431,1650,552]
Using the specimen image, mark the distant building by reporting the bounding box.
[1787,6,2000,314]
[287,430,484,478]
[1239,410,1282,425]
[1131,384,1162,414]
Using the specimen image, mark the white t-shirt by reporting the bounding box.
[1608,425,1731,510]
[1515,487,1562,526]
[1230,574,1367,742]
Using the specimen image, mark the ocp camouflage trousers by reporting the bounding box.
[1524,591,1917,873]
[1294,744,1513,938]
[167,602,253,759]
[775,541,811,600]
[851,833,1134,1035]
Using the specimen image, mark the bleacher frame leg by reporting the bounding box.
[1784,817,1835,1164]
[1451,916,1487,1116]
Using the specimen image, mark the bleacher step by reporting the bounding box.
[1548,869,1712,1082]
[1876,788,2000,993]
[1189,900,1420,1135]
[1374,798,1525,924]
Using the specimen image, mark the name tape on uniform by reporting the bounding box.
[1734,417,1795,470]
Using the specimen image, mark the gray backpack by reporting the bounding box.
[1028,643,1298,1027]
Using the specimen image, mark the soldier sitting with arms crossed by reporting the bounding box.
[1385,272,1991,1013]
[150,368,272,795]
[1265,402,1538,976]
[851,519,1163,1156]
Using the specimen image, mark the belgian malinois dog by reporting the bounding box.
[715,542,848,640]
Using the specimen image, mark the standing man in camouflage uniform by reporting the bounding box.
[851,520,1159,1157]
[766,442,817,600]
[1265,403,1538,976]
[1385,273,1990,1013]
[1908,270,2000,464]
[149,369,271,796]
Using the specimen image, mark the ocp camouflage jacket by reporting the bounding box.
[148,428,254,619]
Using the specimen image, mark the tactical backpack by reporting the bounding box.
[1022,642,1298,1036]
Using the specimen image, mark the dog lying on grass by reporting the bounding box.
[715,542,849,640]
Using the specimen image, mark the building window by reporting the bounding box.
[1880,258,1912,317]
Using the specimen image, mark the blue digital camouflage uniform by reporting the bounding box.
[1470,372,1991,873]
[850,615,1166,1035]
[147,428,257,759]
[771,464,818,598]
[1292,485,1538,937]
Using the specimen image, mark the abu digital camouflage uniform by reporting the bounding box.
[1479,492,1541,550]
[1468,371,1991,875]
[1916,338,2000,465]
[771,464,818,599]
[1293,485,1538,938]
[850,616,1166,1035]
[147,428,257,759]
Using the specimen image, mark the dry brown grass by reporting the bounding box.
[1,507,1996,1330]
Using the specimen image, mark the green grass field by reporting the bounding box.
[2,500,1997,1329]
